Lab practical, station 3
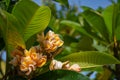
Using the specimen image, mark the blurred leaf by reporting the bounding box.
[0,38,5,50]
[102,4,120,41]
[81,6,93,11]
[60,51,120,68]
[116,26,120,40]
[92,40,108,52]
[32,70,90,80]
[103,4,120,41]
[98,68,112,80]
[82,10,110,42]
[0,9,25,74]
[53,0,69,8]
[25,34,37,49]
[60,20,107,45]
[75,36,94,51]
[118,0,120,3]
[12,76,26,80]
[5,0,10,8]
[1,61,6,75]
[6,14,25,53]
[60,20,90,36]
[12,0,51,41]
[114,4,120,40]
[63,35,78,46]
[102,5,113,39]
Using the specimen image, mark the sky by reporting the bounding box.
[34,0,112,10]
[68,0,112,9]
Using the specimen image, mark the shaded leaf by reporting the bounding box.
[63,35,78,46]
[60,20,91,37]
[75,36,94,51]
[0,39,5,50]
[102,5,113,39]
[6,12,25,52]
[102,4,120,41]
[114,4,120,40]
[32,70,90,80]
[60,20,107,45]
[116,26,120,40]
[82,10,110,42]
[60,51,120,68]
[5,0,10,8]
[0,9,25,54]
[53,0,69,8]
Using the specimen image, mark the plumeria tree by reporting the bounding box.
[0,0,120,80]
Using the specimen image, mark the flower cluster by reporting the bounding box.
[9,30,80,76]
[10,30,64,75]
[10,47,47,75]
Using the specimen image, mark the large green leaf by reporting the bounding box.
[0,9,25,73]
[32,70,90,80]
[0,9,25,53]
[102,5,113,39]
[60,20,107,45]
[12,0,51,41]
[114,4,120,40]
[116,26,120,40]
[60,20,94,38]
[102,4,120,41]
[60,51,120,68]
[82,10,110,42]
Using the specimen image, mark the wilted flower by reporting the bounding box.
[69,64,81,72]
[49,60,64,70]
[37,30,64,53]
[9,49,23,66]
[49,59,81,72]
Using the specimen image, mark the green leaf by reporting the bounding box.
[81,6,93,11]
[116,26,120,40]
[60,51,120,68]
[114,4,120,40]
[0,9,25,53]
[0,9,25,73]
[60,20,92,37]
[102,4,120,41]
[102,5,113,39]
[60,20,107,45]
[33,70,90,80]
[12,0,51,41]
[5,0,10,8]
[82,10,110,42]
[75,36,94,51]
[53,0,69,8]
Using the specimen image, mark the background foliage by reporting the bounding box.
[0,0,120,80]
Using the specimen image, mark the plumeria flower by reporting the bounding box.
[37,30,64,53]
[20,47,47,75]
